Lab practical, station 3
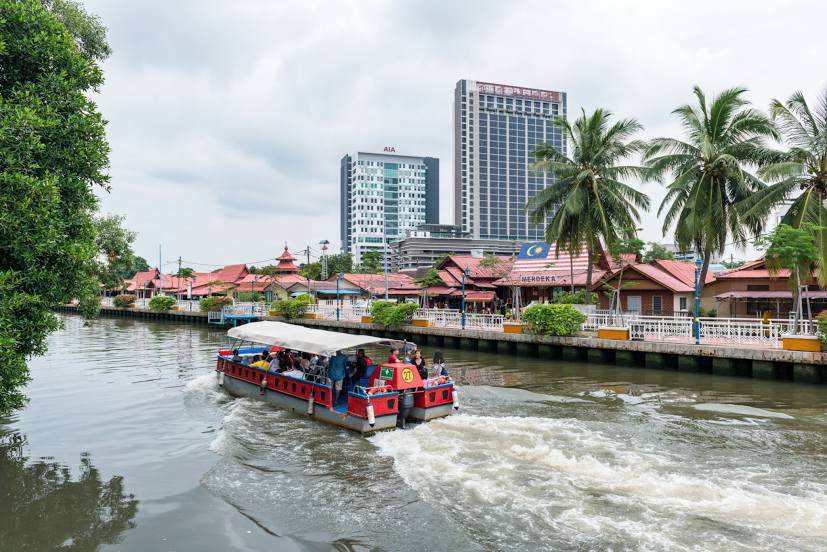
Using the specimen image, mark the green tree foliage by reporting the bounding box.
[642,242,674,263]
[112,294,136,308]
[742,89,827,286]
[756,224,820,332]
[235,291,260,302]
[148,295,175,312]
[94,215,136,290]
[370,300,417,328]
[271,294,312,319]
[301,253,354,280]
[552,290,596,304]
[521,304,587,336]
[173,267,194,279]
[357,250,384,274]
[416,267,443,288]
[478,253,500,267]
[528,108,649,305]
[299,263,321,280]
[644,86,775,295]
[116,255,148,280]
[0,0,111,412]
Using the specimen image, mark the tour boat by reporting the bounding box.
[214,321,458,433]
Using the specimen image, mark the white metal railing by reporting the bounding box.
[222,302,269,317]
[305,304,368,321]
[630,316,693,341]
[413,308,504,331]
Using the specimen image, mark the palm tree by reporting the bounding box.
[528,108,650,303]
[644,86,775,293]
[741,89,827,286]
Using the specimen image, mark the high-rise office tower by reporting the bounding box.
[340,151,439,266]
[454,79,566,240]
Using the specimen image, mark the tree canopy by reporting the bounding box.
[0,0,110,412]
[742,89,827,286]
[357,250,384,274]
[94,215,136,290]
[642,242,674,263]
[528,108,649,303]
[644,86,775,293]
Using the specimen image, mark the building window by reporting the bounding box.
[652,295,663,314]
[679,297,687,311]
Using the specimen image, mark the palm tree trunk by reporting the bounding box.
[697,246,712,297]
[793,266,801,334]
[584,247,593,306]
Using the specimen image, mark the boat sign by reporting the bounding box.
[401,367,415,384]
[379,367,394,380]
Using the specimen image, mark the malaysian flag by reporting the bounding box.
[513,242,591,272]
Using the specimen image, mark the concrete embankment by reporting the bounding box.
[56,305,827,384]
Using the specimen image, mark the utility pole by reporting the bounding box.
[177,256,182,301]
[158,244,163,296]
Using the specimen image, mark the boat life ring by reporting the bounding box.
[368,385,392,395]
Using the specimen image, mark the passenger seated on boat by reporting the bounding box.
[231,349,243,363]
[353,349,372,384]
[432,351,448,378]
[282,351,295,371]
[299,353,311,373]
[250,355,270,370]
[268,354,280,372]
[388,348,400,364]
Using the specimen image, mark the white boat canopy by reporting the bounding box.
[227,321,407,357]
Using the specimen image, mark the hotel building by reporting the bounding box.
[454,79,567,240]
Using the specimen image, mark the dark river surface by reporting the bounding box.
[2,314,827,551]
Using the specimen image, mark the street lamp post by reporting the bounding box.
[336,272,344,321]
[461,267,470,330]
[694,256,703,345]
[251,274,257,317]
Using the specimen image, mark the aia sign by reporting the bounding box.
[383,146,396,153]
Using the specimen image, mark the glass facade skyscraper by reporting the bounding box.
[340,152,439,266]
[454,79,566,240]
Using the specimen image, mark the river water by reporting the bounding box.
[2,315,826,551]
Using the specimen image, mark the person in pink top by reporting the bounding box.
[388,348,400,363]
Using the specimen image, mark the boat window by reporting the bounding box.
[387,399,395,409]
[442,390,449,400]
[429,392,436,402]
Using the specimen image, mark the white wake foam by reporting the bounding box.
[371,414,827,550]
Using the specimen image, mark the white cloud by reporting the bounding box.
[86,0,827,266]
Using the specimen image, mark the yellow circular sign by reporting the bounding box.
[401,367,414,384]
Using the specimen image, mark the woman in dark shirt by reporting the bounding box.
[412,349,427,380]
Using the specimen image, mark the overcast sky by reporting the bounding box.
[85,0,826,270]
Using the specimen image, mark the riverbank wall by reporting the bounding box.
[56,305,827,384]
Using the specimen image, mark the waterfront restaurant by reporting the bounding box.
[418,255,511,310]
[493,242,608,304]
[705,259,827,317]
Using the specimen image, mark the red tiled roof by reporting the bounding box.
[126,268,159,291]
[440,255,513,279]
[715,290,827,299]
[340,273,417,291]
[715,269,790,279]
[210,263,250,284]
[628,263,695,292]
[651,259,715,286]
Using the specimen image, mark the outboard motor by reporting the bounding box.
[397,389,414,429]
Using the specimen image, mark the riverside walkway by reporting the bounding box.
[56,301,827,384]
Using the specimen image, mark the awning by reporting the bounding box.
[457,290,496,302]
[227,321,406,356]
[715,290,827,300]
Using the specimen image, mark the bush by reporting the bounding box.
[552,290,597,305]
[112,294,136,308]
[235,291,260,302]
[817,311,827,347]
[199,295,233,312]
[521,304,586,336]
[371,300,418,327]
[271,294,313,320]
[148,295,176,312]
